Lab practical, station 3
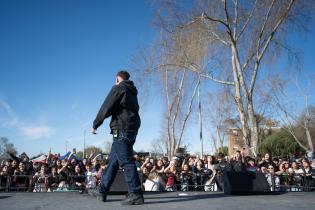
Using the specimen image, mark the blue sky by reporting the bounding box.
[0,0,162,156]
[0,0,314,157]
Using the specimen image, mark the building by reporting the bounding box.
[227,127,281,156]
[227,128,245,156]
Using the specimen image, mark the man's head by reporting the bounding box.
[116,70,130,85]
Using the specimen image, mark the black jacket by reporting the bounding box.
[93,80,141,132]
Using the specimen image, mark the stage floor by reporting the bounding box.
[0,191,314,210]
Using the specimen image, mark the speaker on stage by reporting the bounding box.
[108,170,128,194]
[223,171,271,195]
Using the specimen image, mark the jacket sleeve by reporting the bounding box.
[93,86,123,129]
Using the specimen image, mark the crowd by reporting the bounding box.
[138,151,315,192]
[0,150,315,192]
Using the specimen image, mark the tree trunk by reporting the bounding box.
[305,123,314,153]
[248,99,259,155]
[231,46,251,151]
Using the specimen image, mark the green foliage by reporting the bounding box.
[216,146,228,155]
[258,129,303,157]
[76,151,84,159]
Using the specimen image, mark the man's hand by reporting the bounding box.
[91,128,97,134]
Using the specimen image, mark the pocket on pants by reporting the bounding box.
[123,131,137,144]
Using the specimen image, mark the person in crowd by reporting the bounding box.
[164,160,179,191]
[11,161,31,191]
[180,163,193,191]
[272,157,280,169]
[56,159,69,189]
[9,159,19,176]
[306,149,313,163]
[69,164,85,191]
[0,165,10,191]
[205,155,216,171]
[92,158,100,172]
[259,153,277,169]
[297,160,315,191]
[192,158,209,191]
[0,165,9,176]
[144,171,165,191]
[141,158,153,173]
[95,160,107,182]
[276,162,291,189]
[188,157,195,169]
[283,159,290,171]
[213,153,228,191]
[151,159,165,174]
[47,166,60,192]
[287,161,302,191]
[141,166,150,183]
[3,159,12,175]
[85,162,97,189]
[230,150,245,172]
[162,157,170,168]
[311,158,315,178]
[33,164,48,192]
[134,154,142,172]
[275,163,288,175]
[265,164,280,191]
[288,161,300,174]
[204,167,217,192]
[246,158,260,172]
[67,158,77,174]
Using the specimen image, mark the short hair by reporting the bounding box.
[116,70,130,80]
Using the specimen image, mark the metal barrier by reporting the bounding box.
[0,174,87,192]
[0,172,314,193]
[266,173,315,192]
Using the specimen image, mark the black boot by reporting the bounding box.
[121,192,144,205]
[87,188,107,202]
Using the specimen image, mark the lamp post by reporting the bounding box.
[83,130,86,158]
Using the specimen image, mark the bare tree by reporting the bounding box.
[150,137,166,156]
[0,137,17,161]
[204,87,234,154]
[271,73,315,153]
[148,0,313,155]
[84,146,103,158]
[103,141,112,154]
[131,24,205,158]
[163,69,201,158]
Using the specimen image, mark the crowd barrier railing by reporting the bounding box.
[0,172,314,193]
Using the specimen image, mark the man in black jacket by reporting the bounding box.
[90,71,143,205]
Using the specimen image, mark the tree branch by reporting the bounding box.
[200,71,235,85]
[236,0,258,41]
[233,0,238,40]
[249,0,295,96]
[176,75,201,149]
[202,12,229,29]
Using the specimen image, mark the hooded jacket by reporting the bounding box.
[93,80,141,132]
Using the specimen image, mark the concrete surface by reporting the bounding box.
[0,191,314,210]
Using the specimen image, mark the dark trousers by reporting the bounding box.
[99,131,142,194]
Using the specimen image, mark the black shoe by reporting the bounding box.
[125,192,130,199]
[121,192,144,205]
[88,188,107,202]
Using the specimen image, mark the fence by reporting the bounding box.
[0,172,314,193]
